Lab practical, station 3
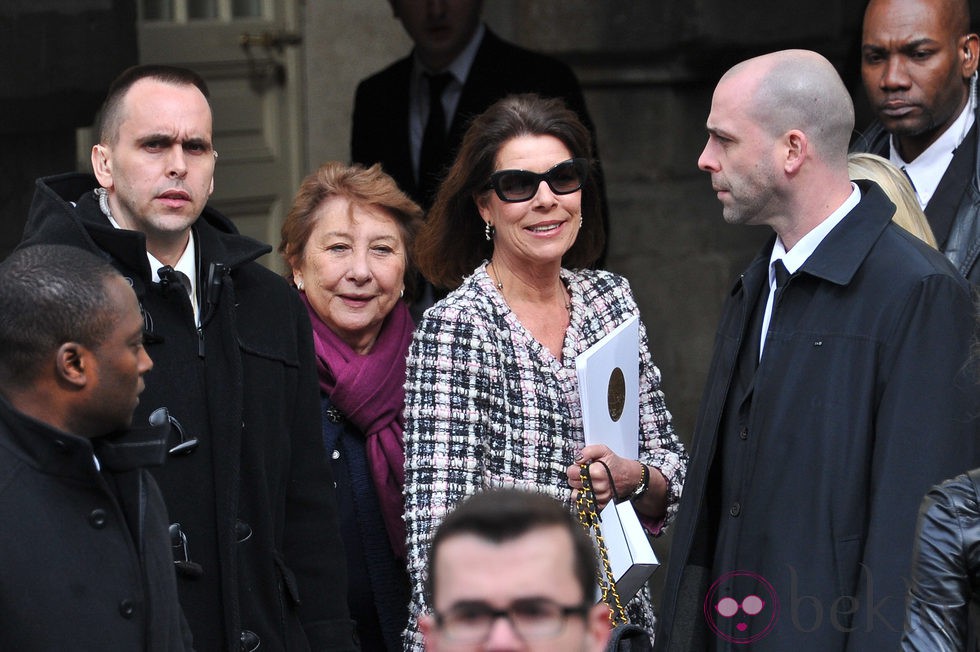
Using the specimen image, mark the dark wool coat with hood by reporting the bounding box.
[22,173,358,652]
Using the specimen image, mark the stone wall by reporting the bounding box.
[0,0,137,259]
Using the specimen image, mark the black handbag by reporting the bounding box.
[607,623,653,651]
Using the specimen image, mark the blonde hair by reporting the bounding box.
[847,153,938,249]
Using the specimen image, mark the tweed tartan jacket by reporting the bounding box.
[401,263,688,649]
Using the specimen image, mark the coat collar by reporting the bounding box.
[730,180,896,296]
[0,393,169,482]
[798,180,895,286]
[452,28,507,136]
[25,173,271,285]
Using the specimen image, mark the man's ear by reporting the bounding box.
[962,33,980,77]
[418,614,438,651]
[586,602,612,651]
[960,34,980,79]
[56,342,89,390]
[783,130,808,175]
[91,144,113,189]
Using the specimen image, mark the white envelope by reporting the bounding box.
[576,315,640,460]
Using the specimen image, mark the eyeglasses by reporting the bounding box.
[484,158,589,202]
[432,598,589,643]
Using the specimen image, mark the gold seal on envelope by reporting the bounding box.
[607,367,626,422]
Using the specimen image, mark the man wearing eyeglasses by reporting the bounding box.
[419,488,612,651]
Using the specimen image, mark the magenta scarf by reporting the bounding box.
[300,293,413,560]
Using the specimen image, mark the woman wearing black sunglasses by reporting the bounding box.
[401,93,688,648]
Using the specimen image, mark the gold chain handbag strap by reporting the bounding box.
[575,462,628,626]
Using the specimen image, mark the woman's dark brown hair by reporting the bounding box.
[279,161,424,299]
[415,93,605,290]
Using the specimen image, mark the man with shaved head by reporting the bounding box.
[656,50,978,651]
[853,0,980,284]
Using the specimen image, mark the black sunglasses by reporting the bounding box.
[485,158,589,202]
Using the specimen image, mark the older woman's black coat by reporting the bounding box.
[23,174,358,651]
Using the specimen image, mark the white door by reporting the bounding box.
[138,0,304,271]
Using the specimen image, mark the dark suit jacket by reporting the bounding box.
[852,116,980,286]
[351,28,608,262]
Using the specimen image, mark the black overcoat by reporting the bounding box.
[0,395,193,651]
[658,183,979,651]
[22,173,358,652]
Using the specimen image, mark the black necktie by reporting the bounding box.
[758,260,791,362]
[418,72,453,205]
[773,259,790,290]
[900,166,917,194]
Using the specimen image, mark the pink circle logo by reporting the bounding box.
[704,570,779,644]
